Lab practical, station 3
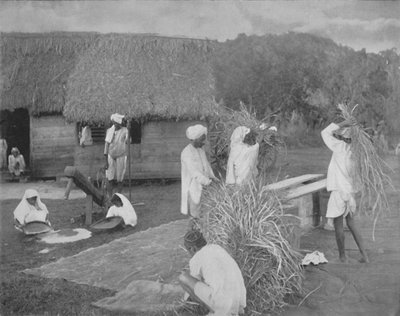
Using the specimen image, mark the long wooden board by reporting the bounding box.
[264,174,325,191]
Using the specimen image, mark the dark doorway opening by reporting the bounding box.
[0,109,30,167]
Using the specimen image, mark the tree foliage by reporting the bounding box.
[213,33,400,133]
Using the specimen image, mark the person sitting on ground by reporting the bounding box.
[181,125,216,223]
[8,147,26,180]
[226,126,259,185]
[13,189,50,230]
[321,118,370,263]
[106,193,137,227]
[179,230,247,316]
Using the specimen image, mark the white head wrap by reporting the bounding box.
[268,126,278,132]
[186,124,207,140]
[230,126,250,146]
[14,189,48,224]
[110,113,125,124]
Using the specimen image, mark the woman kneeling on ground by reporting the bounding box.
[106,193,137,227]
[14,189,50,230]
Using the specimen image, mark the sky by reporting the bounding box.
[0,1,399,53]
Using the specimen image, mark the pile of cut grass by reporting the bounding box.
[197,181,303,314]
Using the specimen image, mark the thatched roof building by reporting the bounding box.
[0,32,98,114]
[63,34,219,123]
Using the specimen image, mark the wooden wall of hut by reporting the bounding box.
[30,116,75,177]
[74,120,204,180]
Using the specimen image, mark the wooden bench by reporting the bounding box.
[265,174,327,229]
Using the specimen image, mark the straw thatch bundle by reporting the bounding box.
[209,103,285,177]
[337,103,392,238]
[198,181,303,314]
[64,34,220,123]
[1,32,98,114]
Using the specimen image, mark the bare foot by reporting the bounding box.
[359,256,370,263]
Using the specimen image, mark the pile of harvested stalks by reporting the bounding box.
[208,103,285,178]
[338,103,393,238]
[197,181,303,314]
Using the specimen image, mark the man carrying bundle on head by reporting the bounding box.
[181,124,216,226]
[104,113,129,197]
[226,126,259,185]
[321,118,369,264]
[179,230,247,316]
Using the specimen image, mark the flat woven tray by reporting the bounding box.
[23,221,52,235]
[90,216,124,230]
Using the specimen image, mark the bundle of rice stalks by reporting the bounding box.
[198,181,303,314]
[337,103,393,238]
[208,103,285,178]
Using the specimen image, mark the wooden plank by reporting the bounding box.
[264,174,325,191]
[286,179,327,200]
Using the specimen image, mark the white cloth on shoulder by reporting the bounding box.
[14,189,49,225]
[110,113,125,124]
[226,126,259,185]
[106,193,137,227]
[189,244,246,316]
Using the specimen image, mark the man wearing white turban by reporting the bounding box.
[181,124,215,220]
[226,126,259,185]
[104,113,129,196]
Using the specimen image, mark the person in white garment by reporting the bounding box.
[0,138,7,170]
[321,118,369,263]
[179,230,247,316]
[8,147,26,180]
[14,189,50,230]
[79,123,93,147]
[226,126,259,185]
[104,113,129,196]
[106,193,137,227]
[181,124,216,221]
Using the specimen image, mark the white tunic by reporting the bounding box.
[321,123,355,193]
[189,244,247,316]
[226,142,259,185]
[180,144,214,215]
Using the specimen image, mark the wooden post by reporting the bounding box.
[64,178,74,200]
[85,194,93,225]
[127,118,132,201]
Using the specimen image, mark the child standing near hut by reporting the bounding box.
[181,125,216,225]
[321,119,369,263]
[104,113,129,196]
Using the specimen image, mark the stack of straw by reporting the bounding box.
[208,103,285,178]
[198,181,303,314]
[338,103,392,239]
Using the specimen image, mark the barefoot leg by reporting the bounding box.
[333,215,346,262]
[346,214,369,263]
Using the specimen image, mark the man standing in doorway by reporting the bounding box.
[104,113,129,197]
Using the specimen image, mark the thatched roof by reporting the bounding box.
[0,32,98,114]
[63,34,219,123]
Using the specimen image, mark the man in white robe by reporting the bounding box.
[104,113,129,196]
[321,119,369,263]
[179,230,247,316]
[226,126,259,185]
[181,124,215,219]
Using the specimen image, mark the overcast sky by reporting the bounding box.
[1,1,399,53]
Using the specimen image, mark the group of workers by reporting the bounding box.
[9,111,372,316]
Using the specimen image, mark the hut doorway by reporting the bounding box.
[0,109,30,166]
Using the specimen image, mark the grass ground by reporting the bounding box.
[1,147,398,315]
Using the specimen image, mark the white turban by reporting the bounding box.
[268,126,277,132]
[110,113,125,124]
[186,124,207,140]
